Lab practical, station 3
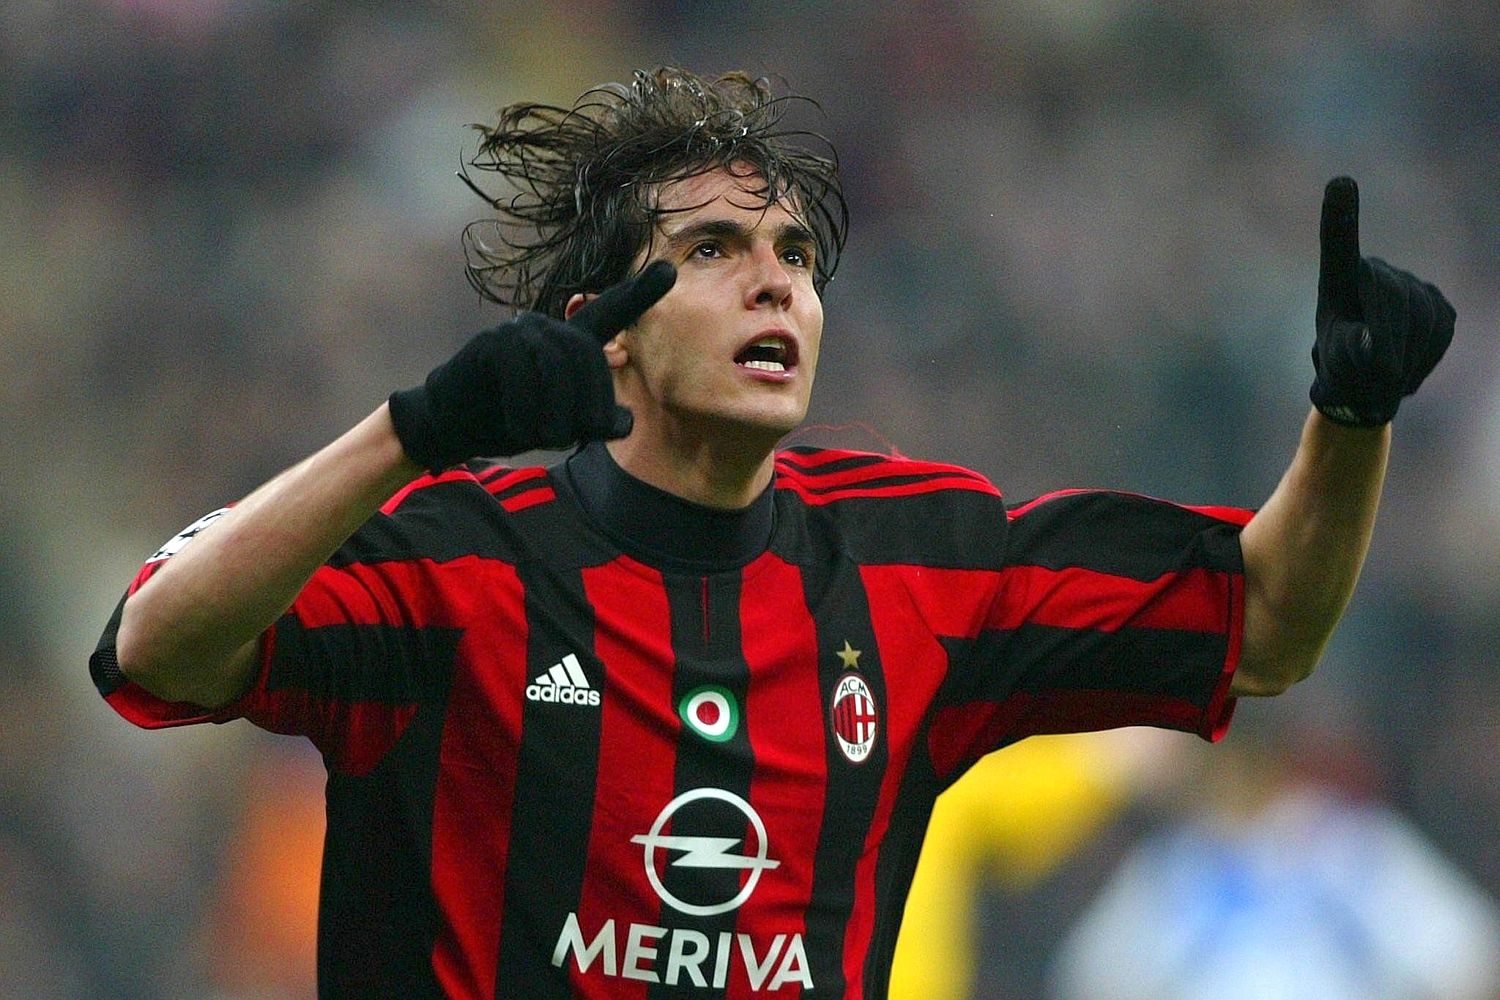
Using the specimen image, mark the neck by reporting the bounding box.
[605,424,778,510]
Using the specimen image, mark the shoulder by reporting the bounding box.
[772,447,1008,568]
[380,460,559,518]
[333,459,562,566]
[774,447,1001,503]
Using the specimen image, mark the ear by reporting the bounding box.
[601,331,630,370]
[563,292,594,321]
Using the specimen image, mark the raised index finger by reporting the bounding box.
[1319,176,1362,318]
[569,260,678,342]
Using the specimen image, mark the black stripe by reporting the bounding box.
[268,618,460,703]
[489,477,554,505]
[494,563,604,996]
[1012,624,1228,706]
[329,470,612,571]
[956,624,1228,707]
[329,481,525,567]
[317,696,451,998]
[800,556,889,996]
[646,573,754,1000]
[475,462,511,484]
[772,491,1010,571]
[1006,493,1244,580]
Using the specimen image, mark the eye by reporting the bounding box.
[690,241,723,259]
[782,246,813,268]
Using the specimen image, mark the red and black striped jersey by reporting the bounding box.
[91,445,1248,999]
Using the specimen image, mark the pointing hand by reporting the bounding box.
[1310,177,1455,427]
[390,261,677,470]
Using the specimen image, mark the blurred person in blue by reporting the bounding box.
[1047,735,1500,1000]
[88,67,1454,998]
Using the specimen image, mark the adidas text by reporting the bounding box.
[526,684,600,706]
[526,654,601,707]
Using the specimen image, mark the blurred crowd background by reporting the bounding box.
[4,1,1498,997]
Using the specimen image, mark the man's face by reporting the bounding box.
[606,166,824,450]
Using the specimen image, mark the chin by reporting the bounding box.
[708,408,806,447]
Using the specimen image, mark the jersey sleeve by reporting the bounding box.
[89,477,473,774]
[926,489,1250,782]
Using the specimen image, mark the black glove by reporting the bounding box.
[1310,177,1455,427]
[389,261,676,471]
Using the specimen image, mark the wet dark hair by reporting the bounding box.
[458,67,848,317]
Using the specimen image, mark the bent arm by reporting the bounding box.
[1233,409,1390,695]
[115,403,423,708]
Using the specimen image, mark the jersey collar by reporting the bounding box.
[563,442,775,574]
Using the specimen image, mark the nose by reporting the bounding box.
[745,243,794,309]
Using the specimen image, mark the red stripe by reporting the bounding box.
[104,636,264,731]
[989,565,1234,635]
[572,558,678,998]
[735,553,825,1000]
[483,466,549,496]
[877,567,1004,639]
[306,702,416,776]
[429,559,529,1000]
[498,486,556,513]
[778,475,999,506]
[283,561,436,628]
[1180,502,1255,526]
[104,686,220,728]
[1204,572,1243,741]
[814,564,1234,738]
[125,558,164,596]
[380,468,476,515]
[841,566,957,996]
[777,458,992,492]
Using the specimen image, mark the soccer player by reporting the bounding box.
[90,67,1454,998]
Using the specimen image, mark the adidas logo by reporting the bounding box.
[525,653,601,707]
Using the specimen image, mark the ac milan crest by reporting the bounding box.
[830,672,878,763]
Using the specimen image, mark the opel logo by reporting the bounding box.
[630,787,780,917]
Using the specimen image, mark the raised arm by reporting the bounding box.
[115,405,422,708]
[113,263,675,708]
[1233,179,1454,696]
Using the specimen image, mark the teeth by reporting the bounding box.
[752,337,785,349]
[742,360,786,372]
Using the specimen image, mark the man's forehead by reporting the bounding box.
[652,165,803,229]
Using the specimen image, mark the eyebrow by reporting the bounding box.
[660,217,817,253]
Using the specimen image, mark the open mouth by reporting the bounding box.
[734,335,797,373]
